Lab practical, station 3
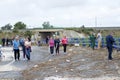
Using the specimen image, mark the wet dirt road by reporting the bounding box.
[1,46,120,80]
[22,46,120,80]
[0,46,51,79]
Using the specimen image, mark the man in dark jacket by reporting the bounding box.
[106,32,115,60]
[2,38,5,47]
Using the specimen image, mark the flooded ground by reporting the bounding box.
[0,46,50,79]
[1,46,120,80]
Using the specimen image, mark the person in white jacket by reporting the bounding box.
[97,31,102,49]
[24,37,31,60]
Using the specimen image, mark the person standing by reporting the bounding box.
[13,36,20,61]
[46,36,49,44]
[2,37,5,47]
[97,31,102,49]
[24,37,31,60]
[6,38,9,46]
[48,36,54,56]
[54,36,60,55]
[19,36,26,60]
[89,32,96,50]
[106,32,115,60]
[61,36,68,54]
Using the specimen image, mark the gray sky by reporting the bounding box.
[0,0,120,28]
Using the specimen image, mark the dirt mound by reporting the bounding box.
[61,30,85,38]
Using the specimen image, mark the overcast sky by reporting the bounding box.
[0,0,120,28]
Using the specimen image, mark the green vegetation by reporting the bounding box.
[1,23,12,30]
[1,21,120,40]
[14,21,26,30]
[42,21,54,29]
[64,25,94,36]
[24,30,33,38]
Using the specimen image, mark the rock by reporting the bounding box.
[70,69,74,71]
[118,69,120,74]
[66,59,70,63]
[56,70,58,72]
[33,65,38,68]
[81,59,85,61]
[68,49,73,51]
[49,59,52,62]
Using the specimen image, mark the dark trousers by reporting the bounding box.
[107,46,113,60]
[63,44,67,52]
[14,49,20,60]
[55,46,59,53]
[2,42,5,47]
[50,46,54,54]
[22,46,26,58]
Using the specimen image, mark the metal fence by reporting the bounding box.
[40,37,120,48]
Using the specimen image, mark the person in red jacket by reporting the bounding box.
[61,36,68,54]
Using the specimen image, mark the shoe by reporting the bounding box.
[52,54,54,56]
[108,58,113,60]
[64,52,67,54]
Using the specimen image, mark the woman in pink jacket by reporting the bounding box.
[49,37,54,56]
[61,36,68,54]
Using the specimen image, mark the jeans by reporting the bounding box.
[25,47,31,60]
[22,46,26,58]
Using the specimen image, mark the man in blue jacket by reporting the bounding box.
[106,32,115,60]
[13,36,20,61]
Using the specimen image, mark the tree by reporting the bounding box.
[24,30,33,38]
[12,29,19,33]
[14,21,26,30]
[42,21,54,29]
[1,23,12,30]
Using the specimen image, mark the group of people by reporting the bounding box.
[11,31,116,61]
[89,31,102,50]
[47,36,68,56]
[47,32,115,60]
[89,31,115,60]
[12,36,32,61]
[2,37,13,47]
[12,31,116,61]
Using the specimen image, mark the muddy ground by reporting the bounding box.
[21,46,120,80]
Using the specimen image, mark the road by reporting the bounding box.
[1,46,120,80]
[0,46,50,79]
